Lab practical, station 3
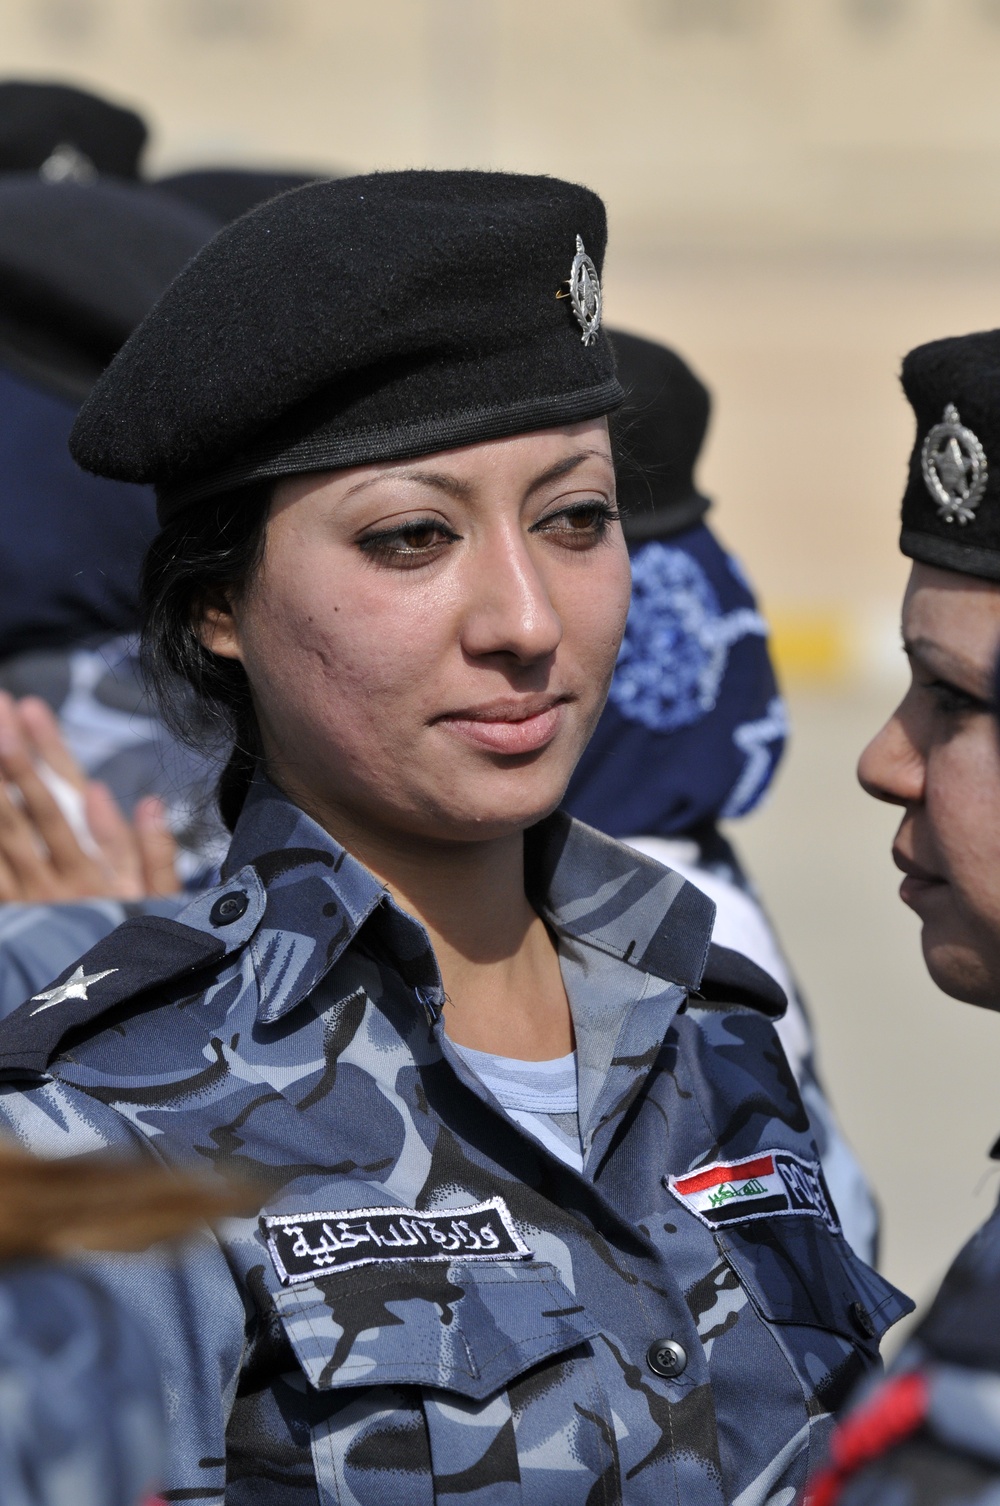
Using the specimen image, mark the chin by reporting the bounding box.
[441,799,564,844]
[420,761,573,841]
[922,933,1000,1010]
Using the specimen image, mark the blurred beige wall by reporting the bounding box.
[8,0,1000,251]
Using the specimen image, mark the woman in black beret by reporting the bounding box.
[0,171,909,1505]
[807,331,1000,1504]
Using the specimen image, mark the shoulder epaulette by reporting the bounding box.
[0,866,265,1076]
[695,942,787,1018]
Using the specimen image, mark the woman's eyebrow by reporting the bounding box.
[524,448,613,497]
[340,469,473,502]
[339,448,610,504]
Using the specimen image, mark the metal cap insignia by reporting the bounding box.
[921,403,988,526]
[569,235,602,346]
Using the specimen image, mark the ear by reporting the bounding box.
[194,588,243,663]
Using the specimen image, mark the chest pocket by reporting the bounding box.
[717,1219,913,1348]
[272,1259,617,1506]
[272,1258,598,1400]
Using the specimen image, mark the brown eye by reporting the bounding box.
[358,518,459,566]
[395,524,440,550]
[533,501,618,547]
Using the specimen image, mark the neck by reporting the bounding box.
[276,777,573,1059]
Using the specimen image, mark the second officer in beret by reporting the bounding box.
[805,333,1000,1503]
[0,170,910,1504]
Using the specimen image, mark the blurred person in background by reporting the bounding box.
[156,164,322,222]
[0,1135,251,1506]
[802,330,1000,1504]
[0,77,148,184]
[565,328,879,1263]
[0,169,911,1506]
[0,82,341,1012]
[0,88,227,890]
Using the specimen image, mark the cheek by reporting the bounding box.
[558,547,632,672]
[238,557,451,738]
[927,735,1000,915]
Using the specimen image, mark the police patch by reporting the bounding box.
[667,1150,840,1234]
[262,1197,533,1283]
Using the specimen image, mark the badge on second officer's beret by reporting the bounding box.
[921,403,988,526]
[569,234,602,346]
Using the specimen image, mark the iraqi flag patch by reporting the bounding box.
[667,1149,840,1234]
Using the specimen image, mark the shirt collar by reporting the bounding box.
[225,774,715,1026]
[527,810,714,989]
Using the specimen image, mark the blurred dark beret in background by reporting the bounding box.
[0,176,219,403]
[70,169,622,519]
[0,170,218,653]
[0,79,147,181]
[901,328,1000,583]
[609,328,712,544]
[156,166,325,224]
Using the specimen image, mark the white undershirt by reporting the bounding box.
[451,1042,584,1172]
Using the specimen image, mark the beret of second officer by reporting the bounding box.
[69,170,623,521]
[900,329,1000,582]
[608,328,712,544]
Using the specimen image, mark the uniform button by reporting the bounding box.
[849,1300,876,1339]
[210,891,249,927]
[646,1338,687,1378]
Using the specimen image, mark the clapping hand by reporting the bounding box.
[0,693,180,901]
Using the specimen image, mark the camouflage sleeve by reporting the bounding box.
[0,1261,163,1506]
[0,1080,248,1501]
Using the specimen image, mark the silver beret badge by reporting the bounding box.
[921,403,988,526]
[568,235,602,346]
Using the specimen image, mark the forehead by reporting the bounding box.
[903,561,1000,661]
[372,416,613,479]
[272,417,613,513]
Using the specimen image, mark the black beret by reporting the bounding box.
[901,330,1000,582]
[608,328,712,543]
[0,176,219,403]
[68,170,623,520]
[0,80,146,180]
[156,167,324,224]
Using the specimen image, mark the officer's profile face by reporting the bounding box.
[197,417,630,851]
[858,560,1000,1007]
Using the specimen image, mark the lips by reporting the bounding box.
[893,848,947,911]
[433,695,568,755]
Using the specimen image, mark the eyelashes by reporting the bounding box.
[531,500,620,542]
[357,519,459,565]
[357,500,620,568]
[926,679,993,717]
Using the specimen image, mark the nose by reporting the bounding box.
[857,707,925,807]
[460,526,563,665]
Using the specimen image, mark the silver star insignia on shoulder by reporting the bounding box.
[30,965,118,1015]
[568,235,602,346]
[921,403,988,525]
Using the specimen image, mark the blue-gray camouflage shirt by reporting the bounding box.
[0,775,912,1506]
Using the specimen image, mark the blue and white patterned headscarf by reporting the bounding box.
[563,522,787,837]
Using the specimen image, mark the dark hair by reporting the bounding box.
[139,482,273,832]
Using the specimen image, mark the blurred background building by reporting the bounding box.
[6,0,1000,1325]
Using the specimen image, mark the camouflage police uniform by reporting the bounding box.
[0,776,910,1506]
